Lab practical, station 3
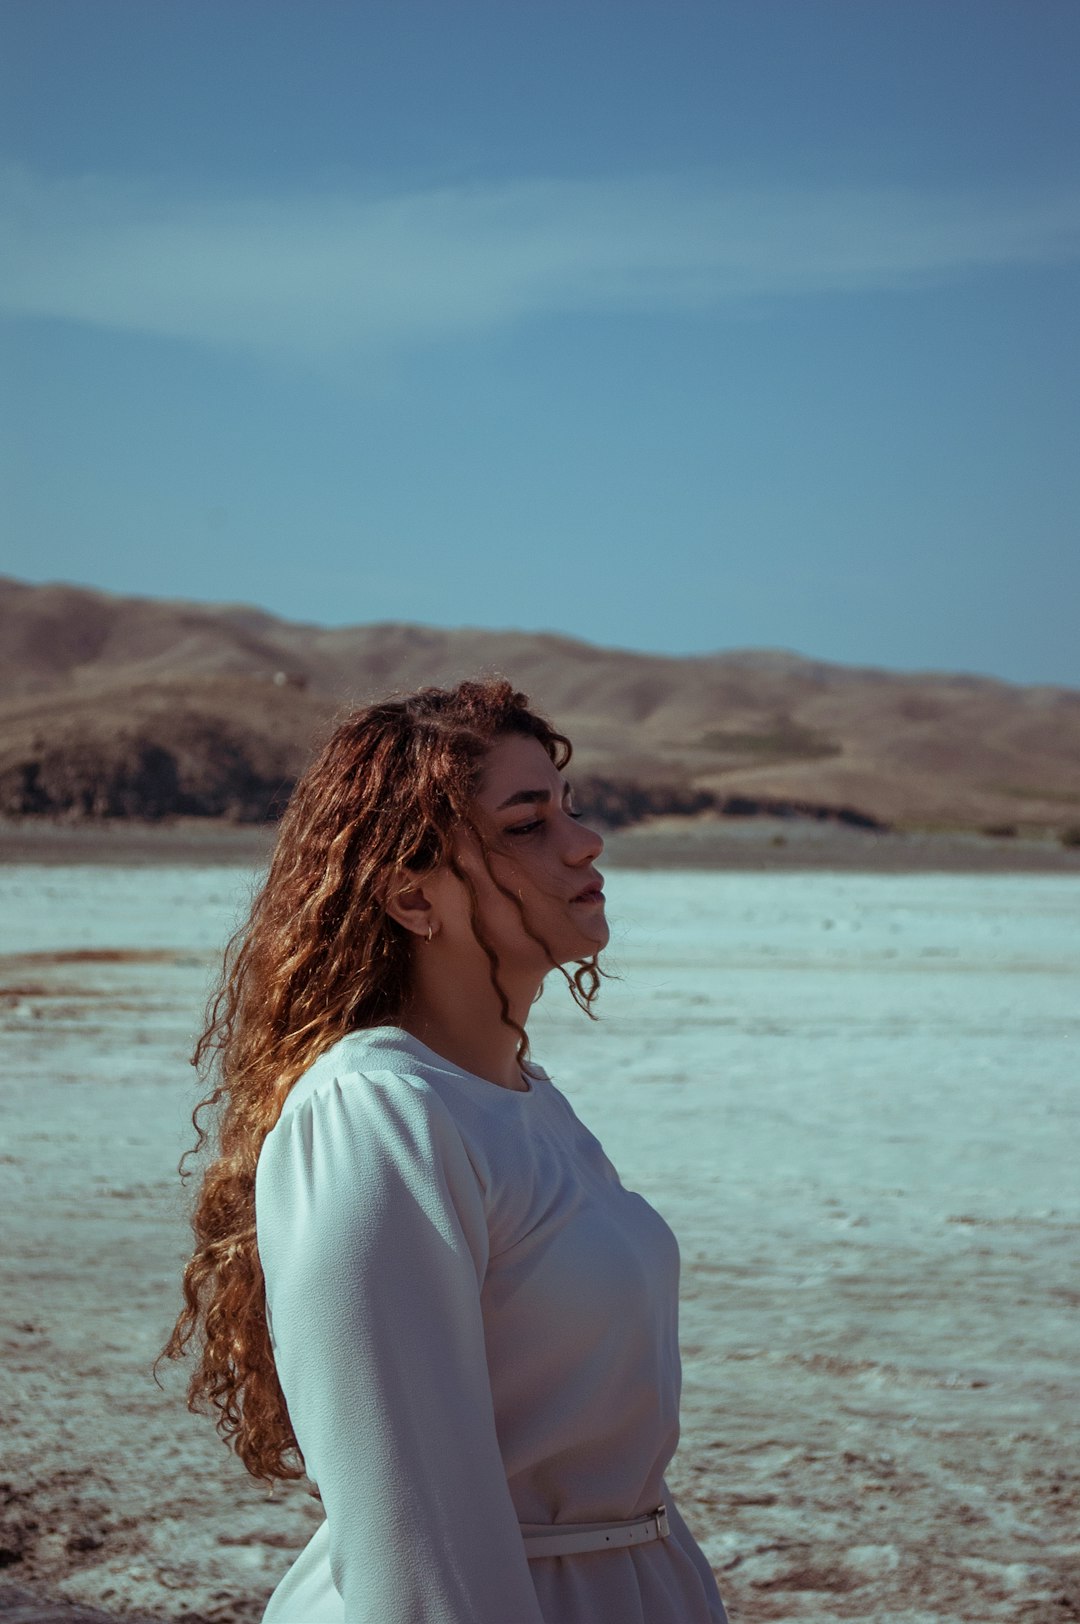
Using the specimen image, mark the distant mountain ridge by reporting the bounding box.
[2,576,1078,832]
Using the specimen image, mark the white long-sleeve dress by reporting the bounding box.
[254,1024,728,1624]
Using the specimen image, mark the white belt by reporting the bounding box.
[521,1503,671,1559]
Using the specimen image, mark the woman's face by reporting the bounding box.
[452,732,609,969]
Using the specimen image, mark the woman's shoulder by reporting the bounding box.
[255,1036,495,1276]
[261,1027,568,1207]
[257,1033,488,1214]
[270,1030,446,1135]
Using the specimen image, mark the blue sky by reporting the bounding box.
[2,0,1078,684]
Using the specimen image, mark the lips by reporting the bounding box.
[572,875,605,902]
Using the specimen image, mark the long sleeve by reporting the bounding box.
[254,1068,546,1624]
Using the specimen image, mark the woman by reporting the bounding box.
[163,676,728,1624]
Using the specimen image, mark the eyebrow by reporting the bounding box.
[496,781,573,811]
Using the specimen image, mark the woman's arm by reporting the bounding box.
[255,1069,545,1624]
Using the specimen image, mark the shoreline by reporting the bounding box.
[1,813,1079,873]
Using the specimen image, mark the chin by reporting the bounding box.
[526,914,608,966]
[574,920,610,955]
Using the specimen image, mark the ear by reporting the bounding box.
[382,873,436,941]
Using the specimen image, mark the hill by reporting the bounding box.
[2,576,1079,833]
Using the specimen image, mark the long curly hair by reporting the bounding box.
[158,676,607,1484]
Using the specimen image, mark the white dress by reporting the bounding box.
[254,1025,728,1624]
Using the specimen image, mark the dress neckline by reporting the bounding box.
[356,1025,547,1098]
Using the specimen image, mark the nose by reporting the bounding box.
[569,810,604,862]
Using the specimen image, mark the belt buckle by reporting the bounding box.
[654,1502,670,1537]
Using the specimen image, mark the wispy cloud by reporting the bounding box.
[1,164,1077,360]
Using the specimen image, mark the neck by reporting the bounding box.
[396,954,543,1092]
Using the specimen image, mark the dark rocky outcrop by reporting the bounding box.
[570,775,890,832]
[0,731,294,823]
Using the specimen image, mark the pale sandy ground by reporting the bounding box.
[0,857,1077,1624]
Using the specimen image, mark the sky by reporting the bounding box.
[2,0,1078,686]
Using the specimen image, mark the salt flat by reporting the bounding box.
[0,864,1077,1623]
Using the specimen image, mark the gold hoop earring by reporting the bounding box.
[425,922,434,943]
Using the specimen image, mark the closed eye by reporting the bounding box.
[507,810,584,836]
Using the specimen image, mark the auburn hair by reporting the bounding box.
[158,676,606,1483]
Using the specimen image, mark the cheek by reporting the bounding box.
[481,855,562,933]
